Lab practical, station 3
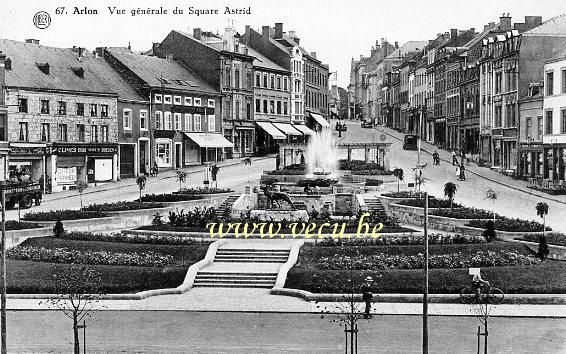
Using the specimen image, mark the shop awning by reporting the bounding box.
[292,124,315,136]
[273,123,302,136]
[309,112,330,128]
[256,122,286,140]
[184,133,233,148]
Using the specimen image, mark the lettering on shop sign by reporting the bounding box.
[52,145,118,155]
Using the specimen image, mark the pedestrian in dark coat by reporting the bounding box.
[361,276,374,319]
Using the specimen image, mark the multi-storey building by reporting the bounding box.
[0,39,120,193]
[156,28,255,158]
[103,47,226,169]
[517,84,543,179]
[0,52,10,180]
[459,64,481,156]
[409,58,427,139]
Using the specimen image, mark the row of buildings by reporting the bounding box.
[0,23,330,193]
[349,13,566,188]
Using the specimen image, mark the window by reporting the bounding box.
[58,124,68,141]
[40,100,50,114]
[164,95,172,104]
[194,114,201,131]
[235,101,240,119]
[76,103,84,116]
[58,101,67,115]
[139,110,148,130]
[174,113,182,130]
[562,109,566,133]
[194,98,202,107]
[173,96,182,105]
[256,73,261,86]
[156,141,171,165]
[101,104,108,118]
[269,100,275,114]
[277,76,281,90]
[90,104,97,117]
[18,122,28,141]
[184,97,192,106]
[225,68,231,88]
[494,105,502,127]
[155,111,163,130]
[283,102,288,115]
[263,99,268,114]
[546,71,554,96]
[263,74,268,88]
[525,117,531,140]
[537,116,543,140]
[246,103,251,120]
[123,109,132,130]
[154,94,162,103]
[91,125,98,142]
[495,72,502,94]
[234,69,240,89]
[184,113,192,131]
[255,99,261,113]
[77,124,85,142]
[164,112,172,130]
[276,101,282,114]
[208,115,215,132]
[283,77,288,91]
[41,123,50,141]
[562,68,566,94]
[207,99,215,108]
[545,110,553,134]
[270,75,275,89]
[101,125,108,142]
[247,70,253,89]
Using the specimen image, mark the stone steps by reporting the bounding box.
[214,195,240,218]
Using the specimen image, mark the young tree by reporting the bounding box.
[392,168,404,192]
[136,176,147,204]
[175,169,188,191]
[536,202,550,260]
[76,180,88,211]
[485,189,498,222]
[443,182,457,210]
[42,265,104,354]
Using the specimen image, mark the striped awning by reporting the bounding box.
[256,122,286,140]
[273,123,302,136]
[292,124,315,136]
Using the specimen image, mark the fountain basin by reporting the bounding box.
[250,209,309,222]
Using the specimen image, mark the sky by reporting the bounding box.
[0,0,565,88]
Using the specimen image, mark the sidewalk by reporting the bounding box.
[376,126,566,205]
[42,155,274,203]
[7,288,566,317]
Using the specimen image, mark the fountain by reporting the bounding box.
[306,124,338,180]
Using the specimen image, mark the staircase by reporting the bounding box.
[214,195,240,218]
[364,197,388,219]
[193,244,292,288]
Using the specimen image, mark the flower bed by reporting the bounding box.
[175,187,234,194]
[83,201,166,212]
[297,178,336,187]
[23,210,109,221]
[317,234,485,247]
[466,218,551,232]
[7,246,174,267]
[317,250,538,270]
[365,179,384,187]
[398,198,461,209]
[140,193,205,203]
[60,231,200,245]
[381,191,424,198]
[519,233,566,246]
[339,160,394,175]
[5,220,43,230]
[430,207,494,219]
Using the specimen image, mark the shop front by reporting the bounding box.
[9,142,48,191]
[50,143,118,192]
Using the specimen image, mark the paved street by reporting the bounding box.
[336,121,566,233]
[6,311,566,353]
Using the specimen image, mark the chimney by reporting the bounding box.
[275,23,283,39]
[25,39,40,45]
[95,47,105,58]
[394,41,399,49]
[152,42,160,54]
[514,23,527,33]
[470,28,475,33]
[524,16,543,31]
[78,47,84,60]
[450,29,458,38]
[193,28,202,40]
[499,14,512,30]
[128,42,131,51]
[262,26,271,39]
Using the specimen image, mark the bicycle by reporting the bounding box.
[460,284,504,305]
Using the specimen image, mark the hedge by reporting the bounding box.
[430,207,494,219]
[520,233,566,246]
[23,210,109,221]
[4,220,43,230]
[466,218,551,232]
[140,193,204,203]
[83,201,165,212]
[381,191,424,198]
[398,198,462,209]
[175,187,234,195]
[60,231,201,245]
[317,234,485,247]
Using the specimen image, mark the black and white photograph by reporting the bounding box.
[0,0,565,352]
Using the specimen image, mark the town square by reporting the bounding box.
[0,0,566,352]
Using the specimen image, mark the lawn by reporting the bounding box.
[7,237,210,294]
[284,242,566,294]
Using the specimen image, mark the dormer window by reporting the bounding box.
[4,58,11,70]
[71,67,84,78]
[36,62,50,74]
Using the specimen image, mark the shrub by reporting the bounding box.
[297,178,334,188]
[140,193,204,203]
[83,201,165,212]
[24,210,109,221]
[398,198,461,209]
[430,207,493,219]
[365,179,384,186]
[4,221,43,231]
[266,168,305,175]
[59,231,198,245]
[467,218,551,232]
[176,187,233,195]
[537,235,550,260]
[7,246,174,267]
[151,212,163,226]
[381,191,424,199]
[53,219,65,237]
[165,207,219,228]
[482,220,496,242]
[317,234,485,247]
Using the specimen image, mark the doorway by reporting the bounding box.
[175,143,183,168]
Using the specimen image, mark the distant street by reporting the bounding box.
[336,121,566,233]
[7,311,566,353]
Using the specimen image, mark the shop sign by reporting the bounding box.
[55,167,77,185]
[10,146,47,156]
[53,144,118,156]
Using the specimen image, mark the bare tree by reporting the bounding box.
[76,180,88,211]
[136,176,147,204]
[41,265,104,354]
[485,189,498,223]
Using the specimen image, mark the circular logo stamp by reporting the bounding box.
[33,11,51,29]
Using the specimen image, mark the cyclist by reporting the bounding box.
[472,272,490,301]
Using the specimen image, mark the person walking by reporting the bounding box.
[452,149,458,166]
[433,151,440,165]
[361,276,374,319]
[459,162,466,181]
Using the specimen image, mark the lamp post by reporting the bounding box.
[422,191,429,354]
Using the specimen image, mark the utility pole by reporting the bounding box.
[422,191,429,354]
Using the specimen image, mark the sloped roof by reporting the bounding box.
[106,47,218,94]
[247,47,288,72]
[0,39,120,96]
[385,41,428,60]
[523,14,566,36]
